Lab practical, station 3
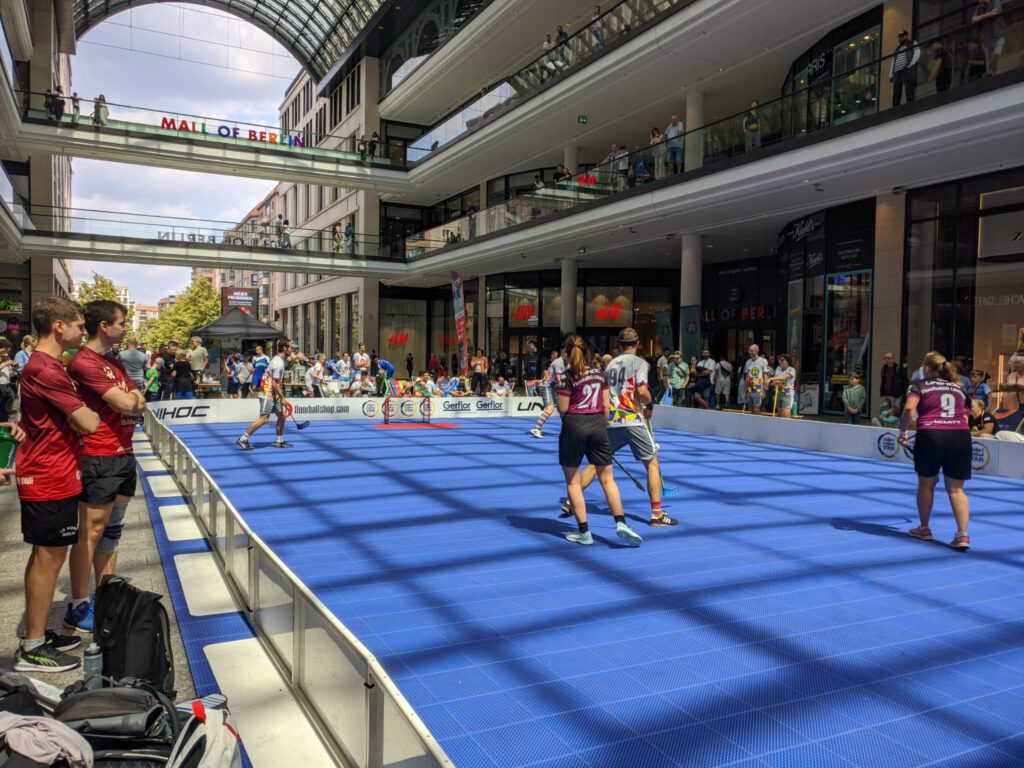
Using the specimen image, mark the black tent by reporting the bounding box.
[192,307,284,340]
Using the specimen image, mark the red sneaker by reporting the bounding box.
[950,532,970,551]
[908,526,933,541]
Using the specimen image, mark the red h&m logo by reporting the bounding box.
[577,174,598,186]
[388,331,409,346]
[514,304,536,321]
[597,303,622,321]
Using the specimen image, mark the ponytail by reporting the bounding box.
[923,350,956,383]
[563,334,588,378]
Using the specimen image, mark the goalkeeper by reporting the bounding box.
[376,357,396,396]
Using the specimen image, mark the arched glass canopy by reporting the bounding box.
[73,0,386,80]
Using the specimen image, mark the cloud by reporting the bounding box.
[70,260,193,306]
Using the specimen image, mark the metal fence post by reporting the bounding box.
[367,669,384,768]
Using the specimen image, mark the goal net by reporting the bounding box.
[383,396,432,424]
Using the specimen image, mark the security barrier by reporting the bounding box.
[143,411,453,768]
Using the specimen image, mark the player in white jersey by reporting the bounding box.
[530,349,567,438]
[559,328,677,526]
[236,339,293,449]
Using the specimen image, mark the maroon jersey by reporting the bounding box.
[69,346,137,456]
[16,352,86,501]
[908,377,968,431]
[557,367,608,414]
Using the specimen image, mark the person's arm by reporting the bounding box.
[68,405,100,435]
[602,386,611,421]
[899,392,920,445]
[909,42,921,68]
[979,418,995,436]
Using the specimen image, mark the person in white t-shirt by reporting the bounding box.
[558,328,676,527]
[655,349,670,402]
[769,353,797,418]
[531,350,566,438]
[693,348,715,409]
[488,376,512,397]
[306,354,326,398]
[715,359,732,409]
[743,344,769,415]
[237,339,293,449]
[351,342,371,386]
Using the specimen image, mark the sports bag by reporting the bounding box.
[94,576,175,697]
[166,701,242,768]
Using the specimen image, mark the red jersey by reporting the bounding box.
[69,346,137,456]
[16,352,86,501]
[909,377,969,431]
[557,367,608,414]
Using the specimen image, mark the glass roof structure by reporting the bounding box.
[73,0,387,81]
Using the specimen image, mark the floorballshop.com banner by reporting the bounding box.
[149,397,547,425]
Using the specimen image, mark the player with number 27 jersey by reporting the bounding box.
[909,378,968,430]
[558,368,607,414]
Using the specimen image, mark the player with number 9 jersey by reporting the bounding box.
[909,378,968,430]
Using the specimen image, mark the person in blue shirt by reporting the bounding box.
[967,369,991,409]
[250,345,270,392]
[376,358,395,396]
[14,336,35,376]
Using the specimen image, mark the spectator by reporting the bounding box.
[344,220,356,255]
[274,214,284,247]
[655,347,670,401]
[188,336,209,391]
[405,353,414,379]
[71,93,81,125]
[488,375,512,398]
[993,354,1024,431]
[237,354,253,398]
[555,25,570,65]
[357,134,367,161]
[614,143,630,191]
[889,30,920,106]
[118,337,148,392]
[281,219,292,248]
[542,33,555,60]
[685,355,699,406]
[879,352,908,406]
[159,341,178,400]
[970,398,999,436]
[368,131,380,159]
[965,40,987,82]
[467,203,478,238]
[251,345,270,392]
[332,223,343,253]
[842,373,866,424]
[306,354,326,397]
[694,347,715,409]
[591,5,606,48]
[0,340,15,422]
[144,358,161,401]
[952,361,971,394]
[52,87,66,123]
[715,359,733,409]
[533,174,545,191]
[743,100,762,151]
[669,351,688,407]
[224,354,240,398]
[15,335,36,375]
[743,344,769,414]
[92,95,109,130]
[929,40,953,93]
[44,88,53,120]
[649,127,666,180]
[972,0,1006,74]
[665,114,684,175]
[770,353,797,417]
[967,370,991,409]
[470,348,488,395]
[428,352,440,375]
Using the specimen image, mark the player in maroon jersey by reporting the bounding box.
[899,351,972,550]
[557,335,642,547]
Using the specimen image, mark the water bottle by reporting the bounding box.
[83,643,103,690]
[0,425,17,470]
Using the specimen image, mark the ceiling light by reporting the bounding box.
[802,178,812,184]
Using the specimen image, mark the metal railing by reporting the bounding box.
[19,91,421,168]
[404,8,1024,256]
[143,411,453,768]
[25,204,429,261]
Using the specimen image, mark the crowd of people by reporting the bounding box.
[42,87,108,129]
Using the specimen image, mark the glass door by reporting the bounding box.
[823,270,873,415]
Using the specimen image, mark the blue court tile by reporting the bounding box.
[661,686,754,724]
[762,700,861,742]
[928,746,1024,768]
[600,693,696,735]
[437,735,499,768]
[645,723,753,767]
[758,743,855,768]
[443,691,533,734]
[875,713,987,760]
[820,728,930,768]
[470,721,574,766]
[414,704,466,741]
[706,710,807,756]
[624,658,709,693]
[534,708,635,752]
[578,736,688,768]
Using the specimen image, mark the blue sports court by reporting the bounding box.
[170,419,1024,768]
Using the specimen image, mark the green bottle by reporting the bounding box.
[0,426,16,470]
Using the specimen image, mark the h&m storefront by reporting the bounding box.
[703,199,877,416]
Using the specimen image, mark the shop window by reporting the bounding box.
[380,297,426,366]
[585,286,633,327]
[823,271,872,415]
[508,287,538,328]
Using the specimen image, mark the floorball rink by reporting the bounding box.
[170,417,1024,768]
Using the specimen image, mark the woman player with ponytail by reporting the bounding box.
[900,351,973,550]
[557,335,642,547]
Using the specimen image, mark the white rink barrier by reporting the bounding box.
[652,406,1024,481]
[148,396,547,424]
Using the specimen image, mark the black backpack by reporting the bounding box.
[94,576,175,697]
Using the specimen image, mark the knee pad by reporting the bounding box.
[97,502,127,554]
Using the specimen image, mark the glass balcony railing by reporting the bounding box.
[404,10,1024,256]
[0,164,33,231]
[0,18,18,92]
[25,205,429,261]
[408,0,686,163]
[20,92,422,169]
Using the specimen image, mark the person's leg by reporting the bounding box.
[243,414,269,438]
[596,464,642,546]
[93,493,129,586]
[944,477,969,535]
[24,545,69,640]
[915,474,939,529]
[275,410,287,440]
[906,73,917,102]
[69,501,113,603]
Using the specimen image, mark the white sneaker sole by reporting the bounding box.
[616,527,643,547]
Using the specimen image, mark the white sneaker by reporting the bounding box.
[615,522,643,547]
[565,531,593,545]
[530,427,544,439]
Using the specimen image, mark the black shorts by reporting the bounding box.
[559,412,612,468]
[914,430,972,481]
[21,495,79,547]
[80,455,138,505]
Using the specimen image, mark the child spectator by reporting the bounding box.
[842,374,866,424]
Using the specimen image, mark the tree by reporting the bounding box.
[138,277,220,347]
[76,272,133,325]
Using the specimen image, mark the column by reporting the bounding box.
[476,274,488,354]
[680,235,702,361]
[563,145,579,173]
[359,278,379,353]
[684,90,704,173]
[871,193,906,379]
[560,258,578,336]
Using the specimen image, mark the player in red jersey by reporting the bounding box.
[900,351,972,550]
[15,298,100,672]
[66,301,148,632]
[557,335,642,547]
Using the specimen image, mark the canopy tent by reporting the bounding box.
[192,307,284,341]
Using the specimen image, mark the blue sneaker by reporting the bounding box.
[64,600,94,633]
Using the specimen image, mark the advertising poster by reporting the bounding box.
[451,270,468,375]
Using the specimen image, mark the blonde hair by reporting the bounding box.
[970,398,985,411]
[922,351,956,383]
[21,335,36,350]
[563,334,588,378]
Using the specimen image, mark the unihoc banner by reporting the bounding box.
[451,270,469,376]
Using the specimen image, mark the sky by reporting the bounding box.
[69,3,300,306]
